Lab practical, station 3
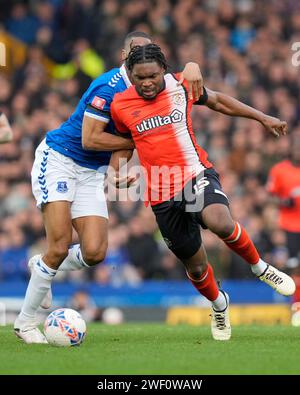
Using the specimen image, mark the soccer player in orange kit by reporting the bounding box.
[110,44,296,341]
[267,131,300,306]
[267,131,300,259]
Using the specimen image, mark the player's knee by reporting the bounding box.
[182,250,208,278]
[187,264,207,279]
[208,215,235,238]
[82,245,107,266]
[49,243,69,262]
[216,221,235,238]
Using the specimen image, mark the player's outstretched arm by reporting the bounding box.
[82,115,135,151]
[0,112,13,143]
[204,88,288,138]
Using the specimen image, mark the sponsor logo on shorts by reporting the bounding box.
[56,181,68,193]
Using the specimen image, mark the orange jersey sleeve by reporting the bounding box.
[111,98,131,135]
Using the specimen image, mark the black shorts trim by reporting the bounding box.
[152,168,229,259]
[196,192,229,229]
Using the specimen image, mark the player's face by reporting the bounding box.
[122,37,152,60]
[131,62,165,100]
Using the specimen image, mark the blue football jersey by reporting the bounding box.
[46,65,131,170]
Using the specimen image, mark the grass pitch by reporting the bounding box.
[1,323,300,375]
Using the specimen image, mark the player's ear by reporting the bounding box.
[121,49,127,61]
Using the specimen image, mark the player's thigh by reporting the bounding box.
[200,203,234,237]
[193,168,233,236]
[72,215,108,262]
[152,201,201,260]
[42,201,73,248]
[71,168,108,220]
[31,139,76,209]
[70,166,109,262]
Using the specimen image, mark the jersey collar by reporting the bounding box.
[120,64,132,88]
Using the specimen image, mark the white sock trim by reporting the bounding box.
[19,261,55,320]
[34,258,56,280]
[225,223,241,243]
[186,270,208,283]
[251,258,268,276]
[58,244,90,271]
[212,291,227,311]
[74,245,89,268]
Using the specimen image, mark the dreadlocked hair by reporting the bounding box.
[126,43,169,72]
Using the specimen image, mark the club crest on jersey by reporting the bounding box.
[91,96,106,110]
[136,109,183,133]
[56,181,68,193]
[172,93,184,106]
[132,110,141,118]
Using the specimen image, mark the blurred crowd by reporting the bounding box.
[0,0,300,286]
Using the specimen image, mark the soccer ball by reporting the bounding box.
[44,308,86,347]
[102,307,124,325]
[291,311,300,327]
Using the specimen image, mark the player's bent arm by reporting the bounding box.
[0,113,13,143]
[109,149,134,172]
[269,194,295,208]
[179,62,204,100]
[204,88,287,137]
[108,149,136,189]
[82,115,135,151]
[267,174,296,208]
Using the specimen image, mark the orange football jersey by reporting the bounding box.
[111,73,212,205]
[267,160,300,232]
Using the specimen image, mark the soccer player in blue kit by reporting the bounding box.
[14,31,204,343]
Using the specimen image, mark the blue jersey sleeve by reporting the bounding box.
[84,81,115,123]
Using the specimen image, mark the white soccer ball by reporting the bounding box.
[102,307,124,325]
[291,311,300,327]
[44,308,87,347]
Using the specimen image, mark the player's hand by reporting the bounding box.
[280,197,295,208]
[177,62,203,101]
[261,116,288,138]
[114,175,137,189]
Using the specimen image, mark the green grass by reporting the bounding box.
[1,324,300,375]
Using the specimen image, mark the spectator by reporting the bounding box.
[267,131,300,259]
[67,289,100,322]
[0,0,300,284]
[0,111,13,143]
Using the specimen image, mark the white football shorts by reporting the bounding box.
[31,139,108,219]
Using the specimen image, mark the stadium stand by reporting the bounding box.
[0,0,299,319]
